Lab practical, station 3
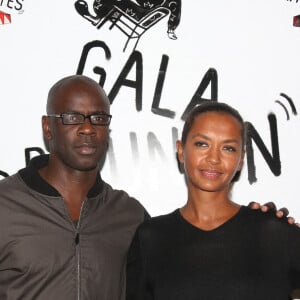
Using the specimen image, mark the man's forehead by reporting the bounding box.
[47,76,109,114]
[51,85,105,106]
[54,94,106,111]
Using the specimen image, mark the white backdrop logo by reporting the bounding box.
[74,0,181,51]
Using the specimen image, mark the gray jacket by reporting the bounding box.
[0,155,148,300]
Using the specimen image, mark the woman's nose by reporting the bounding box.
[206,147,220,164]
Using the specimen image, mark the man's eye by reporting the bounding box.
[94,116,103,121]
[70,115,82,121]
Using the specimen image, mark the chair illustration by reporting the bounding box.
[75,0,170,52]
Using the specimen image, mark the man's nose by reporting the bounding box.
[78,118,96,135]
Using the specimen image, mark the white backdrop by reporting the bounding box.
[1,0,300,221]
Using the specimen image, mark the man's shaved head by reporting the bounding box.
[46,75,110,114]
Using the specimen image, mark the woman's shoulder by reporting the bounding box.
[133,209,184,248]
[144,209,179,225]
[241,205,300,233]
[137,209,180,234]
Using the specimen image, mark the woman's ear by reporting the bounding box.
[231,155,244,182]
[176,140,184,164]
[238,149,246,171]
[176,140,185,174]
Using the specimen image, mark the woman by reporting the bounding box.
[126,101,300,299]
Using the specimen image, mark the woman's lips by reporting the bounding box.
[200,169,222,179]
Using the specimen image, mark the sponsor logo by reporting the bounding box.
[294,14,300,27]
[0,10,11,25]
[0,0,25,25]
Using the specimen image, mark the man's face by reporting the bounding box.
[44,80,110,173]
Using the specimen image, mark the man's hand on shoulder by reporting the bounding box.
[248,201,299,226]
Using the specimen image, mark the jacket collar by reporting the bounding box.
[18,154,104,197]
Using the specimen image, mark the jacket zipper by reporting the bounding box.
[75,228,80,300]
[60,197,87,300]
[75,199,87,300]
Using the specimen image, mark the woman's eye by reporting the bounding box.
[223,146,236,152]
[195,141,207,147]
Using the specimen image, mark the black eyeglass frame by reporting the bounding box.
[47,112,112,126]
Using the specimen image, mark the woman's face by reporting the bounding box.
[177,112,244,193]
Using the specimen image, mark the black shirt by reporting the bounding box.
[126,206,300,300]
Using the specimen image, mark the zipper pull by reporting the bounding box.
[75,232,80,245]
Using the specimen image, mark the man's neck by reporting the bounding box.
[39,163,98,193]
[38,164,99,221]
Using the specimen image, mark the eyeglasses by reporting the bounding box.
[47,112,112,126]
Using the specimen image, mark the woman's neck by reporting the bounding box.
[180,189,240,231]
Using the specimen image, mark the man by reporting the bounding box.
[0,74,293,299]
[0,75,148,299]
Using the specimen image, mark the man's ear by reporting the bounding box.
[42,115,52,140]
